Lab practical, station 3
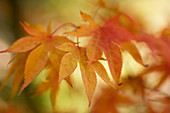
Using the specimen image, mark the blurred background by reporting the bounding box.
[0,0,170,113]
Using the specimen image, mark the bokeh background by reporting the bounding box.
[0,0,170,113]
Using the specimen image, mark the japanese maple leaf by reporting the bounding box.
[139,32,170,66]
[31,52,72,110]
[137,30,170,88]
[91,75,163,113]
[90,86,132,113]
[0,52,29,99]
[0,22,75,94]
[56,43,117,106]
[66,12,145,84]
[124,76,170,113]
[31,65,59,110]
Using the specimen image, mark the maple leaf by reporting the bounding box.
[56,43,96,105]
[140,33,170,65]
[0,22,75,95]
[31,49,73,110]
[91,75,169,113]
[0,52,29,99]
[56,43,117,106]
[31,65,59,110]
[90,86,132,113]
[66,12,145,84]
[137,30,170,89]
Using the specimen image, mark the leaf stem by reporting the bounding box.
[76,37,79,47]
[49,23,76,38]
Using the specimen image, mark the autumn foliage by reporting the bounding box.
[0,0,170,113]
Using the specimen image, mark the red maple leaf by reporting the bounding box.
[66,12,145,84]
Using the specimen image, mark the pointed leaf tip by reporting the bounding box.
[80,11,86,17]
[80,11,83,15]
[18,83,27,95]
[0,37,42,53]
[19,79,32,95]
[20,21,45,36]
[65,77,73,88]
[79,11,93,23]
[47,20,52,35]
[88,102,91,108]
[144,64,149,67]
[116,82,122,86]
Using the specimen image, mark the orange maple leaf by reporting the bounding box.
[31,65,59,110]
[0,52,29,99]
[90,86,132,113]
[56,43,117,106]
[66,12,145,84]
[0,22,75,95]
[31,49,72,110]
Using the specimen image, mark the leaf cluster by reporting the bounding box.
[0,0,170,112]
